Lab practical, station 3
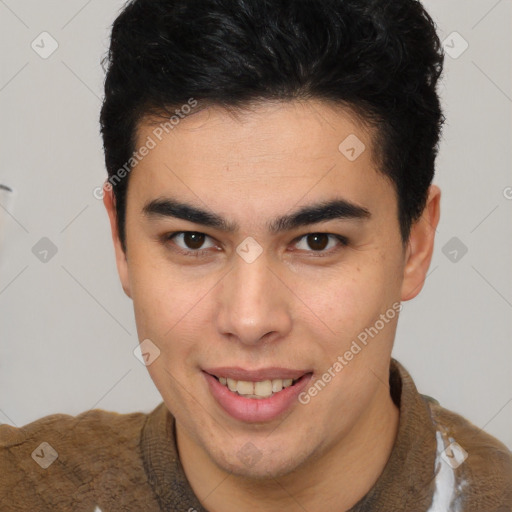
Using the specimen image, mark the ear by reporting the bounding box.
[400,185,441,301]
[103,184,132,298]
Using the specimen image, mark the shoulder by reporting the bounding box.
[424,396,512,510]
[0,407,148,452]
[0,407,152,510]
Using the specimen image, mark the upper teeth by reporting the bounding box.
[218,377,295,398]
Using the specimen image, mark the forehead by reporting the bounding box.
[127,100,396,228]
[137,99,377,169]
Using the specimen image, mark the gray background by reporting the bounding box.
[0,0,511,449]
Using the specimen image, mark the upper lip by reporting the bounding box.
[203,367,312,381]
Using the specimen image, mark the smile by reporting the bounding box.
[213,375,299,399]
[202,369,313,422]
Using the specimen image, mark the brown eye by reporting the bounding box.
[294,233,348,254]
[182,232,206,250]
[165,231,217,254]
[305,233,329,251]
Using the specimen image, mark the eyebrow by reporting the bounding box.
[142,196,371,233]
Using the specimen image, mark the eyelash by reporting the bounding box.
[162,231,349,258]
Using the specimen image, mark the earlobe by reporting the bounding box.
[103,183,132,299]
[400,185,441,301]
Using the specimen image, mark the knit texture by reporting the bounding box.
[1,359,511,511]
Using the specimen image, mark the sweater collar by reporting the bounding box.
[347,358,438,511]
[141,358,437,511]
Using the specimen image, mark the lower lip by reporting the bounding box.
[203,371,313,423]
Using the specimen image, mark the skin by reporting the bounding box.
[104,99,440,511]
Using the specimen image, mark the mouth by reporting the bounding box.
[210,374,302,399]
[202,368,313,423]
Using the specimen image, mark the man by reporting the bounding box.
[1,0,511,510]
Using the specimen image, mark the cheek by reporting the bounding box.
[315,262,389,317]
[130,273,171,339]
[128,247,186,330]
[304,255,400,354]
[128,257,211,373]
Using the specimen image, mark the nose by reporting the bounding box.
[215,249,293,347]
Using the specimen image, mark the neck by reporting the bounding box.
[177,382,399,512]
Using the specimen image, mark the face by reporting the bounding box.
[105,100,437,479]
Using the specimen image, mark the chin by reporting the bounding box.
[208,439,313,481]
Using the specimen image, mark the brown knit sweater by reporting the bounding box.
[1,359,511,511]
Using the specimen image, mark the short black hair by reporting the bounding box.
[99,0,445,253]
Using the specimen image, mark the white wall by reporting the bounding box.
[0,1,511,449]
